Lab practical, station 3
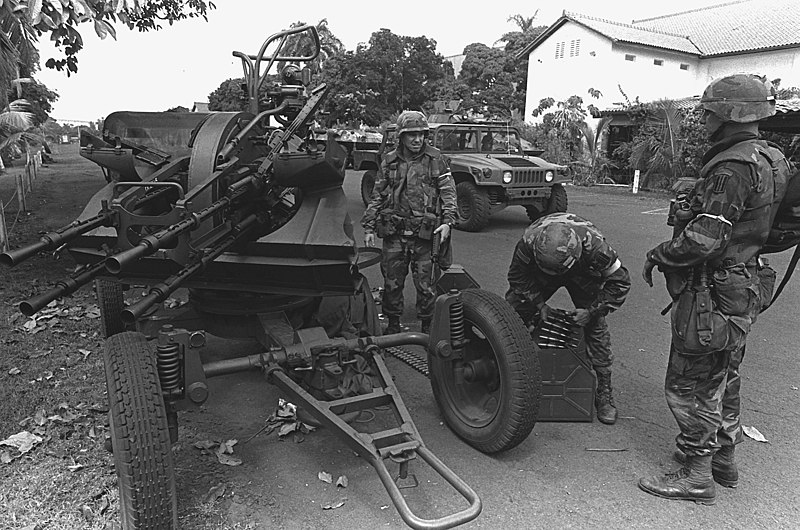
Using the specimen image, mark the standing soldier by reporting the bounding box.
[362,111,458,334]
[505,212,631,424]
[639,74,791,505]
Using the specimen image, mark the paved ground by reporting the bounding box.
[184,173,800,529]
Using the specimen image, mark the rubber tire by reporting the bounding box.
[546,184,568,214]
[524,201,548,224]
[105,332,178,529]
[361,170,376,207]
[429,289,541,453]
[95,278,126,338]
[456,181,491,232]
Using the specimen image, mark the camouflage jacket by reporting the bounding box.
[647,132,789,270]
[361,144,457,234]
[507,213,630,316]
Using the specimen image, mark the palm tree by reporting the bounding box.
[629,99,685,188]
[578,117,613,184]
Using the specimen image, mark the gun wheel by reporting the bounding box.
[429,289,541,453]
[104,332,178,529]
[95,278,126,338]
[360,169,376,206]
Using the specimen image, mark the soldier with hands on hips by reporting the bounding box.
[505,212,631,424]
[639,74,791,505]
[361,111,458,334]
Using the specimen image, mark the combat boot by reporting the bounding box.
[638,455,716,505]
[594,371,618,425]
[421,318,431,334]
[673,445,738,488]
[385,316,401,335]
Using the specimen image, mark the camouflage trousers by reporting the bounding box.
[380,234,435,321]
[665,329,747,457]
[506,276,614,371]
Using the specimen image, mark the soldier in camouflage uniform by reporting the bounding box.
[362,111,458,334]
[639,74,791,505]
[506,212,631,424]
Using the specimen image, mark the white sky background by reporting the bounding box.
[36,0,728,123]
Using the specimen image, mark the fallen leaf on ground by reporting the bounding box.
[193,440,216,450]
[215,452,242,466]
[322,498,347,510]
[1,451,12,464]
[743,425,769,443]
[203,483,226,503]
[278,422,300,438]
[336,475,348,488]
[218,439,238,454]
[318,471,332,483]
[0,431,43,454]
[79,348,91,359]
[8,367,21,376]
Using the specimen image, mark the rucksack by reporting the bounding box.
[760,155,800,310]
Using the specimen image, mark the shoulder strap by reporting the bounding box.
[761,244,800,313]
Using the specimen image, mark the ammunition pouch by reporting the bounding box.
[710,263,760,317]
[417,213,438,241]
[671,265,750,356]
[376,211,398,238]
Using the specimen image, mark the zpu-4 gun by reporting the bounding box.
[1,24,544,530]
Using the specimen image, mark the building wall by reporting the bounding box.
[701,48,800,88]
[523,20,800,123]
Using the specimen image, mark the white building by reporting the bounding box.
[517,0,800,122]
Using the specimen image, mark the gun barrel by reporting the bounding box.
[120,213,261,324]
[0,212,113,268]
[19,261,107,316]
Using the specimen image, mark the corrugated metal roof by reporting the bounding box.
[633,0,800,55]
[564,11,701,55]
[597,97,800,116]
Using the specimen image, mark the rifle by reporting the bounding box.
[430,186,444,287]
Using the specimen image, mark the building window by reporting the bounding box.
[654,59,663,66]
[625,54,636,62]
[569,39,581,57]
[555,42,565,59]
[680,63,690,70]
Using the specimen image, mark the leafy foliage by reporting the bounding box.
[1,0,215,77]
[208,78,248,112]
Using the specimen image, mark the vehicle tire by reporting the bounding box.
[429,289,541,453]
[361,170,377,207]
[105,332,178,529]
[546,184,568,214]
[95,278,126,338]
[455,181,491,232]
[524,201,547,224]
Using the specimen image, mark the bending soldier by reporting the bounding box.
[505,212,631,424]
[639,74,791,505]
[362,111,458,334]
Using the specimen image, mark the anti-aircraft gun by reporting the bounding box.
[1,25,541,529]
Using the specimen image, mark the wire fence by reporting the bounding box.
[0,150,44,252]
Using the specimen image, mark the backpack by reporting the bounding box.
[760,155,800,310]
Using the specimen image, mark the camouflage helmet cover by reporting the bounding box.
[698,74,776,123]
[396,110,429,135]
[533,223,582,275]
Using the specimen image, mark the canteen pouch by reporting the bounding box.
[417,213,437,241]
[710,265,760,317]
[671,287,732,355]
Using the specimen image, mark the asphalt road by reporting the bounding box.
[192,171,800,529]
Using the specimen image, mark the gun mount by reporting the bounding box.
[2,24,542,530]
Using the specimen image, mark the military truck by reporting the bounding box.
[359,120,570,232]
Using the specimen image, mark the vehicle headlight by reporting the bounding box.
[545,171,554,182]
[482,168,492,179]
[502,171,512,184]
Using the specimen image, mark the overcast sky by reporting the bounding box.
[35,0,729,123]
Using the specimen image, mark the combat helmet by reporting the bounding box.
[698,74,776,123]
[396,110,429,135]
[533,223,582,275]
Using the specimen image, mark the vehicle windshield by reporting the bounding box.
[479,129,522,154]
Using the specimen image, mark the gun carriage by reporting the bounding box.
[1,25,541,529]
